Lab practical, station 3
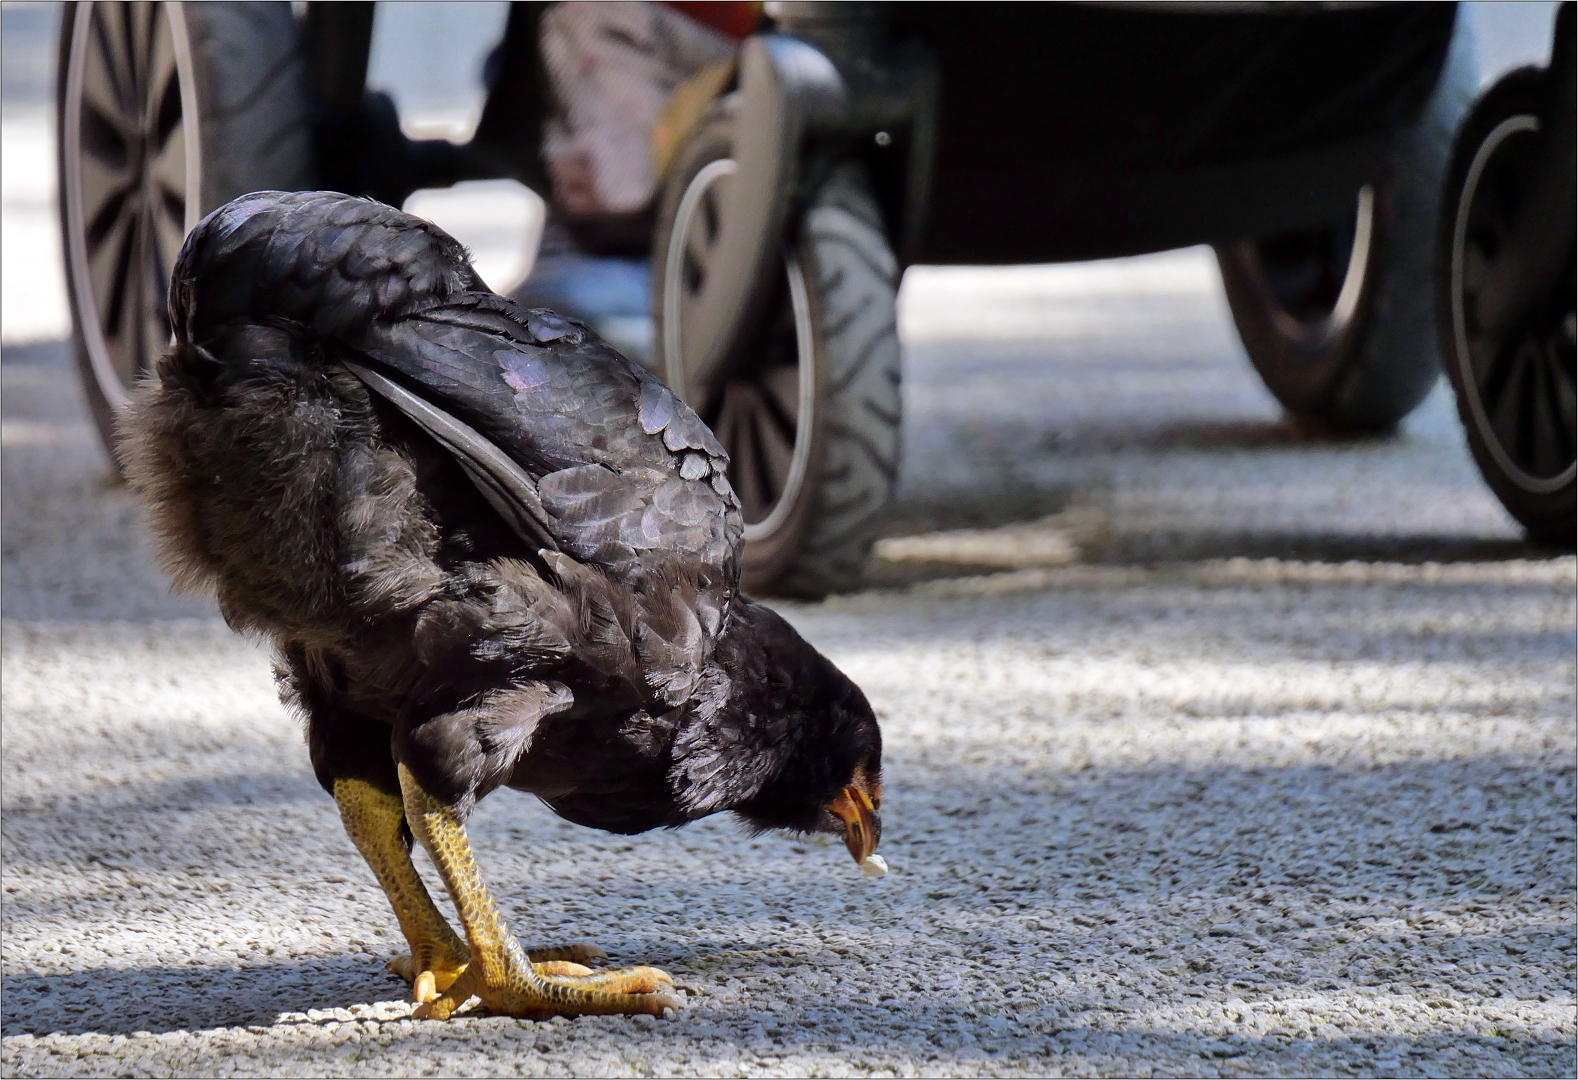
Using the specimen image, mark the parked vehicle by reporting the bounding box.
[1437,2,1574,545]
[58,1,1480,593]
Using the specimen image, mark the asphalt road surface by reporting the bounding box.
[5,235,1576,1076]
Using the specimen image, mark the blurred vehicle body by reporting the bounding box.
[58,1,1495,593]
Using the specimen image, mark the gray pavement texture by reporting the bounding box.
[4,251,1576,1078]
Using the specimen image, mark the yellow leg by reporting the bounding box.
[397,764,677,1020]
[334,777,471,1002]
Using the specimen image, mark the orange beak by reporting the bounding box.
[828,785,879,864]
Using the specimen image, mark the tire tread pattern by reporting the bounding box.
[185,2,314,208]
[775,164,903,595]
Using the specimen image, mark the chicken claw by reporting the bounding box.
[389,938,616,1002]
[386,951,469,1003]
[400,765,679,1021]
[416,952,676,1020]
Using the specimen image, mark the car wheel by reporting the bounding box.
[1438,68,1575,545]
[1215,17,1477,432]
[57,1,313,460]
[653,112,902,596]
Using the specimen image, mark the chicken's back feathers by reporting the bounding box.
[153,191,743,716]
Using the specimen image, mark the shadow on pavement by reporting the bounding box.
[0,956,401,1037]
[5,959,1572,1080]
[4,752,1571,1039]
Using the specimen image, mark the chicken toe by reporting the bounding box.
[399,765,678,1021]
[416,952,677,1021]
[523,942,608,965]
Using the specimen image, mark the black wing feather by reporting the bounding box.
[174,191,744,699]
[343,360,560,556]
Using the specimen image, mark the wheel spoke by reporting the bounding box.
[141,232,172,364]
[1487,339,1529,469]
[145,8,178,134]
[124,207,150,362]
[752,382,796,488]
[102,209,140,339]
[1547,333,1578,434]
[128,217,151,376]
[118,3,143,106]
[140,3,160,103]
[93,4,133,113]
[745,400,780,510]
[708,388,735,458]
[1526,344,1557,477]
[148,115,187,194]
[1477,335,1521,413]
[1539,336,1576,473]
[724,386,767,521]
[1514,345,1541,471]
[148,209,171,327]
[121,3,146,106]
[85,181,135,253]
[760,363,800,426]
[756,375,798,456]
[680,185,728,294]
[1484,344,1521,447]
[153,69,182,149]
[154,189,186,307]
[82,101,130,170]
[84,184,133,301]
[79,65,136,152]
[156,182,184,229]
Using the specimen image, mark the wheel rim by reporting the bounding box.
[62,1,202,410]
[1451,115,1577,495]
[663,158,816,539]
[1245,185,1375,347]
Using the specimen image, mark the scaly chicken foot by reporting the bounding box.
[334,778,470,1002]
[398,764,677,1021]
[335,779,623,1003]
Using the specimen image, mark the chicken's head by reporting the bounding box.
[725,643,884,872]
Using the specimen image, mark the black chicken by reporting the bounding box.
[119,191,884,1021]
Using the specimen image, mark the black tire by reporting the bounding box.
[1215,20,1478,432]
[1438,68,1576,545]
[57,1,313,460]
[653,113,902,596]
